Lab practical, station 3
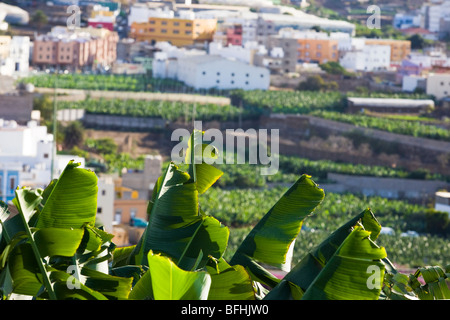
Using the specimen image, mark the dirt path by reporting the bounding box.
[35,87,231,105]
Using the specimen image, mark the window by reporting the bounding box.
[102,189,106,196]
[260,74,264,78]
[43,153,49,159]
[231,72,235,77]
[231,80,234,84]
[150,20,156,24]
[97,207,102,214]
[161,21,167,25]
[161,29,167,33]
[245,73,249,77]
[185,31,192,35]
[317,44,322,49]
[245,81,249,85]
[305,44,310,49]
[173,30,179,34]
[217,72,220,76]
[173,21,180,26]
[9,177,15,191]
[202,71,206,75]
[316,52,321,58]
[149,28,155,32]
[216,80,220,84]
[186,22,192,27]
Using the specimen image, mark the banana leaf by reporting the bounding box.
[409,265,450,300]
[229,174,325,288]
[206,257,256,300]
[300,225,387,300]
[37,160,98,229]
[265,208,382,299]
[130,251,211,300]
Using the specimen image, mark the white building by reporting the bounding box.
[402,75,427,92]
[0,36,30,77]
[128,4,175,26]
[426,73,450,99]
[176,54,270,90]
[96,175,115,233]
[340,44,391,72]
[209,41,267,65]
[0,119,84,202]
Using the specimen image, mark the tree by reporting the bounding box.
[63,121,85,150]
[31,10,48,32]
[297,75,339,91]
[408,34,427,50]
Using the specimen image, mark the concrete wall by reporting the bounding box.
[323,173,450,200]
[83,113,166,130]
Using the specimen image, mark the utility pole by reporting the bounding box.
[51,73,57,180]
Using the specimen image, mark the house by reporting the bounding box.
[0,36,30,77]
[426,73,450,99]
[363,38,411,63]
[402,75,427,93]
[268,29,339,73]
[340,44,391,72]
[0,119,85,203]
[176,54,270,90]
[393,12,422,30]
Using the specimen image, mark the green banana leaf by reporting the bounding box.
[409,265,450,300]
[177,216,229,271]
[151,251,211,300]
[34,227,84,258]
[7,243,43,296]
[229,174,325,287]
[130,163,201,266]
[129,251,212,300]
[37,160,98,229]
[81,267,133,300]
[265,208,382,299]
[206,257,256,300]
[300,225,387,300]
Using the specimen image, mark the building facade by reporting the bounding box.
[129,16,217,47]
[426,73,450,99]
[32,26,119,71]
[268,30,339,73]
[364,38,411,63]
[0,119,85,203]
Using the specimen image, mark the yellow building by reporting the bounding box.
[130,17,217,46]
[364,39,411,62]
[296,38,339,64]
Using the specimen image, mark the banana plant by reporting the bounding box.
[0,161,131,300]
[1,132,448,300]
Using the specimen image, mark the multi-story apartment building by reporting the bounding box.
[364,39,411,63]
[32,26,119,71]
[129,12,217,47]
[269,29,339,73]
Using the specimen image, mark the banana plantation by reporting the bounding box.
[0,131,448,300]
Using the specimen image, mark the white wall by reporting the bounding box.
[178,56,270,90]
[97,175,115,233]
[426,73,450,99]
